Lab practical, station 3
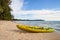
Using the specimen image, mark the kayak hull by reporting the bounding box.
[16,25,54,33]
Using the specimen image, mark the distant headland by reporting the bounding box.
[13,19,45,21]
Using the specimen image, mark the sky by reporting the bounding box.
[10,0,60,21]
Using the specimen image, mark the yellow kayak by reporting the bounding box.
[16,25,54,33]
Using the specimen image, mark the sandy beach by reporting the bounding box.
[0,21,60,40]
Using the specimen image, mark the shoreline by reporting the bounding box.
[0,21,60,40]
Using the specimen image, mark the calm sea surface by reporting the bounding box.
[15,21,60,33]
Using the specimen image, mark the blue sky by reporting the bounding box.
[10,0,60,21]
[22,0,60,10]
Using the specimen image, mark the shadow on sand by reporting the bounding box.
[9,29,52,34]
[9,29,36,33]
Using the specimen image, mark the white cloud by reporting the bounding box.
[10,0,60,21]
[10,0,24,11]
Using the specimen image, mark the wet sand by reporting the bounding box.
[0,21,60,40]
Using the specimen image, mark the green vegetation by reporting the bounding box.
[0,0,14,20]
[13,19,44,21]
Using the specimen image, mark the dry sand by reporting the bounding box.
[0,21,60,40]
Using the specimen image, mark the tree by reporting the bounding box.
[0,0,14,20]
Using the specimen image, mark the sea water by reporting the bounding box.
[15,21,60,33]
